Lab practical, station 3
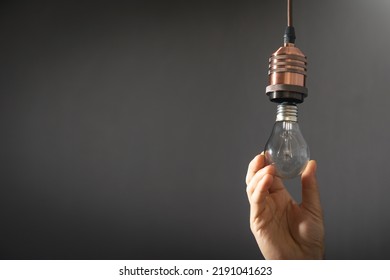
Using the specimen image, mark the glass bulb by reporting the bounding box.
[264,103,309,179]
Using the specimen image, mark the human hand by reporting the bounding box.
[246,153,325,259]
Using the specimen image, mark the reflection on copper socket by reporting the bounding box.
[266,43,308,103]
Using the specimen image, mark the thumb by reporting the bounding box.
[301,160,322,216]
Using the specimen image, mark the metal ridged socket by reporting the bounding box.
[266,43,308,103]
[276,103,298,122]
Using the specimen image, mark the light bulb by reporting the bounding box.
[264,103,309,179]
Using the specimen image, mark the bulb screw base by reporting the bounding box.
[276,103,298,122]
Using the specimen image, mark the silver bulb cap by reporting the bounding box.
[276,103,298,122]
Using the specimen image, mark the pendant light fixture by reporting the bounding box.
[263,0,310,179]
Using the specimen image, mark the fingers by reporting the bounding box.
[246,164,275,198]
[268,175,286,194]
[249,173,274,219]
[246,154,275,214]
[245,153,265,185]
[251,173,273,205]
[301,160,322,215]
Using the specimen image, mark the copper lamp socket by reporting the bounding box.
[266,43,308,103]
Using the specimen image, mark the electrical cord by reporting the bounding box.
[284,0,296,44]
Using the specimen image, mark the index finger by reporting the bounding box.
[245,153,266,185]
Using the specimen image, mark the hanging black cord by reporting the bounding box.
[284,0,296,44]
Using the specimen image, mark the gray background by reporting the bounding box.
[0,0,389,259]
